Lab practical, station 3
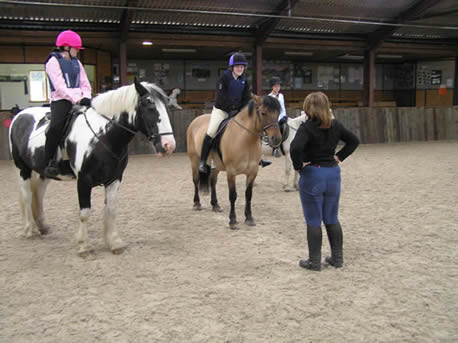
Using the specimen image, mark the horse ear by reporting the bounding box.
[251,93,262,105]
[134,77,148,96]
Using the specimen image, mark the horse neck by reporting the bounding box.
[233,106,260,135]
[103,113,137,150]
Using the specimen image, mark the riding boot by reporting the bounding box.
[325,222,343,268]
[43,133,60,178]
[299,225,322,271]
[259,159,272,168]
[199,134,213,173]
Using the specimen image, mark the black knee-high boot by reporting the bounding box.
[325,222,343,268]
[299,225,322,271]
[199,134,213,173]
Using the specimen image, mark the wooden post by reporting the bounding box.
[119,41,128,86]
[454,57,458,106]
[363,49,375,107]
[255,44,263,95]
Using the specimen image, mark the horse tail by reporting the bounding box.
[199,169,210,194]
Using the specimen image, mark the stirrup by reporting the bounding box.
[44,160,59,178]
[199,161,209,173]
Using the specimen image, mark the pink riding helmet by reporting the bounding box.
[56,30,84,50]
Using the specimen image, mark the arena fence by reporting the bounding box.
[1,106,457,159]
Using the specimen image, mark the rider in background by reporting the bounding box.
[43,30,92,178]
[268,76,288,157]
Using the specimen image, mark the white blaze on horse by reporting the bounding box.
[8,79,175,256]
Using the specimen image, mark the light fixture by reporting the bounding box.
[142,41,153,46]
[161,48,197,53]
[284,51,313,56]
[226,51,253,56]
[377,54,403,59]
[339,54,364,60]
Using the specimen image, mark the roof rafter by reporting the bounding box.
[368,0,441,50]
[254,0,299,44]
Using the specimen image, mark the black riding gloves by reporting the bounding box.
[79,97,91,107]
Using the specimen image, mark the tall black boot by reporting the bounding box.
[259,159,272,168]
[325,222,343,268]
[43,134,60,178]
[199,134,213,173]
[299,225,322,271]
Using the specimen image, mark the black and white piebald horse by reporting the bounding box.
[9,79,176,256]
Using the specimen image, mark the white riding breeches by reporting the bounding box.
[206,107,229,138]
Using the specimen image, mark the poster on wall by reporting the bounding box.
[29,71,47,102]
[192,64,211,81]
[431,70,442,85]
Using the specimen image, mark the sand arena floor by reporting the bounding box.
[1,141,457,342]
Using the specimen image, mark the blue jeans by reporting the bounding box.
[298,165,341,227]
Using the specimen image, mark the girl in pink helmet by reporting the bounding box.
[43,30,92,178]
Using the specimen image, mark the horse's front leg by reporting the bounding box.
[244,173,257,226]
[283,154,295,192]
[31,176,51,234]
[192,162,201,210]
[19,176,40,238]
[227,173,238,230]
[76,178,93,257]
[104,180,126,254]
[211,169,222,212]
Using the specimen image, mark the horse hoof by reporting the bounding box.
[229,224,240,230]
[245,219,256,226]
[112,247,126,255]
[78,249,93,258]
[193,204,202,211]
[284,188,294,192]
[39,225,51,235]
[212,206,223,212]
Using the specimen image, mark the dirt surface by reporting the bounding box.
[1,141,457,342]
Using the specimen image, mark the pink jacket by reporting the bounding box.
[45,55,92,104]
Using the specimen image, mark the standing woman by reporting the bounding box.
[290,92,359,271]
[43,30,92,178]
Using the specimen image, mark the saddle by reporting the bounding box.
[210,118,231,162]
[279,121,289,155]
[43,105,85,149]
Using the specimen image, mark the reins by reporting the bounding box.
[231,103,279,140]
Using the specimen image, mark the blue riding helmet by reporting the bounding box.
[229,52,248,67]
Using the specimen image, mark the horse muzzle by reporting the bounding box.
[268,135,282,148]
[150,134,176,156]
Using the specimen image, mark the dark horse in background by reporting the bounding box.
[187,94,281,229]
[9,79,176,256]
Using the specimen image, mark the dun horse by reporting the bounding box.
[9,79,176,256]
[187,94,281,229]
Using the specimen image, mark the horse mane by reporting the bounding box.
[91,82,168,120]
[247,95,281,117]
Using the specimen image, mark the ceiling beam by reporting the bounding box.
[254,0,299,43]
[368,0,441,50]
[120,0,137,42]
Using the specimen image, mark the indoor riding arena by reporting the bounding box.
[1,1,457,342]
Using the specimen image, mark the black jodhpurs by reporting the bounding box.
[44,99,73,162]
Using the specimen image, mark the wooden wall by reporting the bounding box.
[1,107,457,160]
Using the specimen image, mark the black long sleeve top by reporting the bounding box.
[214,69,251,114]
[290,119,360,170]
